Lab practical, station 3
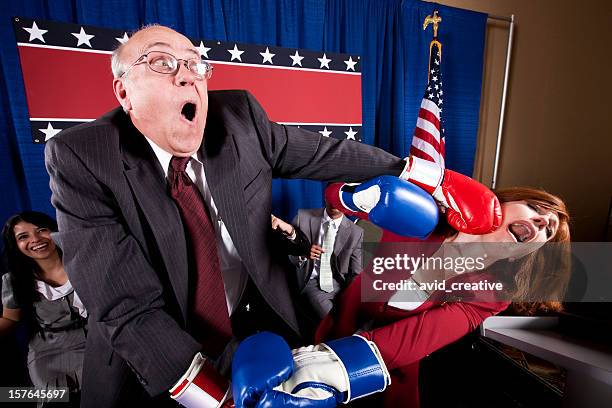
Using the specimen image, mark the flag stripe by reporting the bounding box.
[414,127,441,152]
[415,117,440,144]
[411,137,444,167]
[418,108,440,130]
[18,45,362,123]
[420,98,440,119]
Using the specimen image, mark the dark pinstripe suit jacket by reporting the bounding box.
[45,90,405,406]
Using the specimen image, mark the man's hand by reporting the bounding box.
[325,176,439,238]
[232,332,294,408]
[400,156,502,234]
[309,244,325,260]
[232,332,390,408]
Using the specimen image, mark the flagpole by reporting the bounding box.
[424,11,442,81]
[491,14,515,189]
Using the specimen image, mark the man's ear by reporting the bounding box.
[113,78,131,112]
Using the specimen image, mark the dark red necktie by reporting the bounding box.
[169,156,232,357]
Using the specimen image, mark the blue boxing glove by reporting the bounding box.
[232,332,294,408]
[256,335,390,408]
[325,175,439,238]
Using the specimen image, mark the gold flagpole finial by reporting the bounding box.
[423,10,442,38]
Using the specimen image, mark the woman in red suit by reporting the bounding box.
[315,187,571,408]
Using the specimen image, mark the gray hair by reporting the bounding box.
[111,23,164,79]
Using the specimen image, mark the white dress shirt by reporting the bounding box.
[145,138,246,315]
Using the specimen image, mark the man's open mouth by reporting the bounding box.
[181,102,197,122]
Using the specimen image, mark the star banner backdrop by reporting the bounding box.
[0,0,487,230]
[14,17,363,144]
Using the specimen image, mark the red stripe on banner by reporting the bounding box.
[208,64,361,123]
[18,46,116,118]
[18,46,362,123]
[418,108,440,129]
[413,127,441,152]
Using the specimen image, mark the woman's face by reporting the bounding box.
[480,200,560,260]
[13,221,57,260]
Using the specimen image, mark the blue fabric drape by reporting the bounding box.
[0,0,486,227]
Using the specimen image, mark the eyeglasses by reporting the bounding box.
[120,50,213,80]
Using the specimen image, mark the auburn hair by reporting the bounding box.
[494,187,571,316]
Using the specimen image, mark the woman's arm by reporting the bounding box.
[360,301,509,370]
[0,308,21,336]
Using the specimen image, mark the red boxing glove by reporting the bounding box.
[400,156,502,234]
[324,182,368,219]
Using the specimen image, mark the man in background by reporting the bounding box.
[292,196,363,319]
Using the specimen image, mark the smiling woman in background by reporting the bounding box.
[1,211,87,407]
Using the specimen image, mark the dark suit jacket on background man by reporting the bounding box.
[45,90,405,406]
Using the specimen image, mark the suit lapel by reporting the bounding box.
[309,208,324,244]
[334,216,351,254]
[121,125,189,321]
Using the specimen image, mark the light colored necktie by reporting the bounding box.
[319,221,336,293]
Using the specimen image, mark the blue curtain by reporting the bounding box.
[0,0,486,229]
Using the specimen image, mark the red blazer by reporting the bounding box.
[316,232,510,408]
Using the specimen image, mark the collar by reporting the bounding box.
[144,136,203,177]
[35,279,88,318]
[322,209,343,229]
[35,279,73,301]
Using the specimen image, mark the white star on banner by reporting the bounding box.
[40,123,61,141]
[260,47,275,64]
[319,127,332,137]
[318,53,331,69]
[228,44,245,61]
[432,75,438,82]
[197,41,211,58]
[289,50,304,67]
[72,27,95,47]
[23,21,48,43]
[344,127,357,140]
[344,56,357,71]
[115,32,129,44]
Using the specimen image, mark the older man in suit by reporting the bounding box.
[293,198,363,320]
[44,25,407,408]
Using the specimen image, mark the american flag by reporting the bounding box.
[410,41,445,168]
